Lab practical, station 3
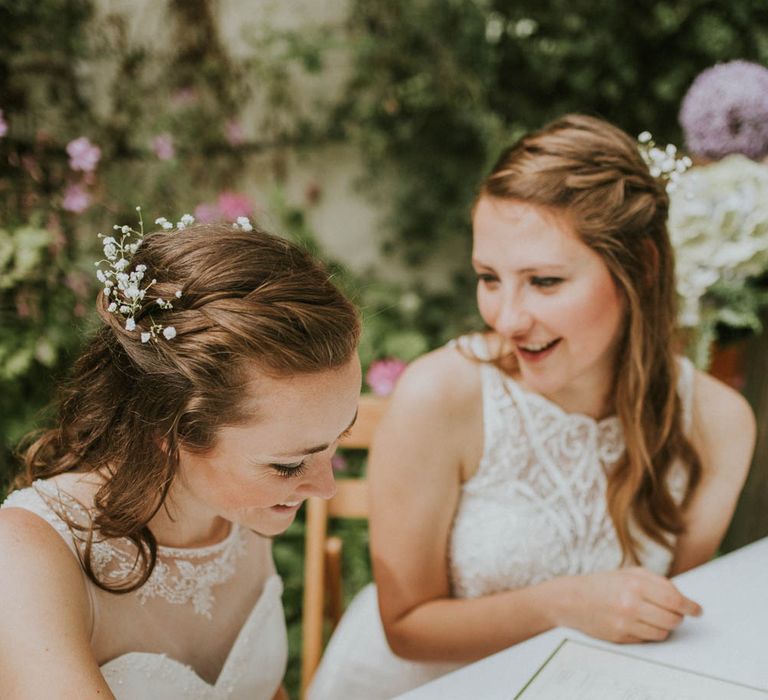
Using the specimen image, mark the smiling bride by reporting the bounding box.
[0,216,361,699]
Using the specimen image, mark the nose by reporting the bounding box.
[303,455,338,501]
[493,292,533,338]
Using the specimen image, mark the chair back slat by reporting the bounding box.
[339,394,389,449]
[327,479,368,518]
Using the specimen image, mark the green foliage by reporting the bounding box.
[0,222,88,485]
[341,0,768,271]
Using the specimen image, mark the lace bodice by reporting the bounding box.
[449,336,694,598]
[2,478,286,699]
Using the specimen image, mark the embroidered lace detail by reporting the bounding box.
[2,480,246,618]
[448,336,694,600]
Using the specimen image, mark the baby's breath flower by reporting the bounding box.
[95,209,239,344]
[637,131,692,193]
[233,216,253,232]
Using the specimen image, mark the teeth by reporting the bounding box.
[520,340,556,352]
[277,501,301,507]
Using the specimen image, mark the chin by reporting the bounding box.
[238,511,298,538]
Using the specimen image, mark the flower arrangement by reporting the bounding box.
[668,155,768,366]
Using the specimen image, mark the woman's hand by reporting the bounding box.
[558,567,702,643]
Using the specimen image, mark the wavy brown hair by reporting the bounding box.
[16,222,360,592]
[478,114,701,563]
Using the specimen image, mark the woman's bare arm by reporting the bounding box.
[0,507,115,699]
[370,347,699,662]
[670,370,756,575]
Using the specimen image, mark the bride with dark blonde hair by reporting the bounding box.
[0,217,361,699]
[309,114,756,700]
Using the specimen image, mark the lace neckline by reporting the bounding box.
[30,479,248,617]
[500,372,621,430]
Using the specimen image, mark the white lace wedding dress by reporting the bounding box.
[308,335,694,700]
[1,476,287,699]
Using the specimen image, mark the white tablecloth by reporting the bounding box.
[395,537,768,699]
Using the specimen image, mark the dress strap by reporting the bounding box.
[676,356,695,435]
[1,482,79,553]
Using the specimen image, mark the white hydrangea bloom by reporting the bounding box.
[162,326,177,340]
[125,317,136,332]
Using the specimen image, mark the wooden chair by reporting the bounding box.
[300,394,389,699]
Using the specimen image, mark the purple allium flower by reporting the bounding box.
[366,358,408,397]
[679,60,768,161]
[0,109,7,138]
[151,133,175,161]
[66,136,101,172]
[62,183,91,213]
[217,191,254,220]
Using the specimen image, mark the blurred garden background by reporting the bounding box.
[3,0,768,695]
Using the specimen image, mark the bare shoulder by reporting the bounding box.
[388,340,483,422]
[0,505,90,612]
[690,368,756,476]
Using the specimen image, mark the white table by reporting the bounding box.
[395,537,768,699]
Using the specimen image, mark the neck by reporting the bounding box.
[149,486,231,549]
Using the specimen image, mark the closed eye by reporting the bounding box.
[270,460,308,478]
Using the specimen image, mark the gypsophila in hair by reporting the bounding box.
[95,207,254,343]
[637,131,692,193]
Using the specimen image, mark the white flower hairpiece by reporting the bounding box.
[637,131,693,193]
[95,206,186,343]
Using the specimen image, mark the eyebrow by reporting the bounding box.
[272,410,359,458]
[472,259,567,273]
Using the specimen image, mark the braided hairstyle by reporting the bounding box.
[479,114,701,563]
[17,222,360,591]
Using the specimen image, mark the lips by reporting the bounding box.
[516,338,561,362]
[271,500,303,513]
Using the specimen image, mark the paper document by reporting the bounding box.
[515,639,768,700]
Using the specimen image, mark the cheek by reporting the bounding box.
[563,276,624,349]
[187,458,287,510]
[477,286,497,326]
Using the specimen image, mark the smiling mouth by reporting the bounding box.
[517,338,561,354]
[272,500,303,512]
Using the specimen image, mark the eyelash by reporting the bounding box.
[475,273,564,289]
[270,461,308,478]
[531,276,563,288]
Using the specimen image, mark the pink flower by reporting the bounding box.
[171,88,198,107]
[151,133,175,160]
[62,183,91,213]
[225,119,245,146]
[66,137,101,172]
[194,202,221,223]
[0,109,8,138]
[366,358,408,396]
[331,453,349,472]
[217,191,254,220]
